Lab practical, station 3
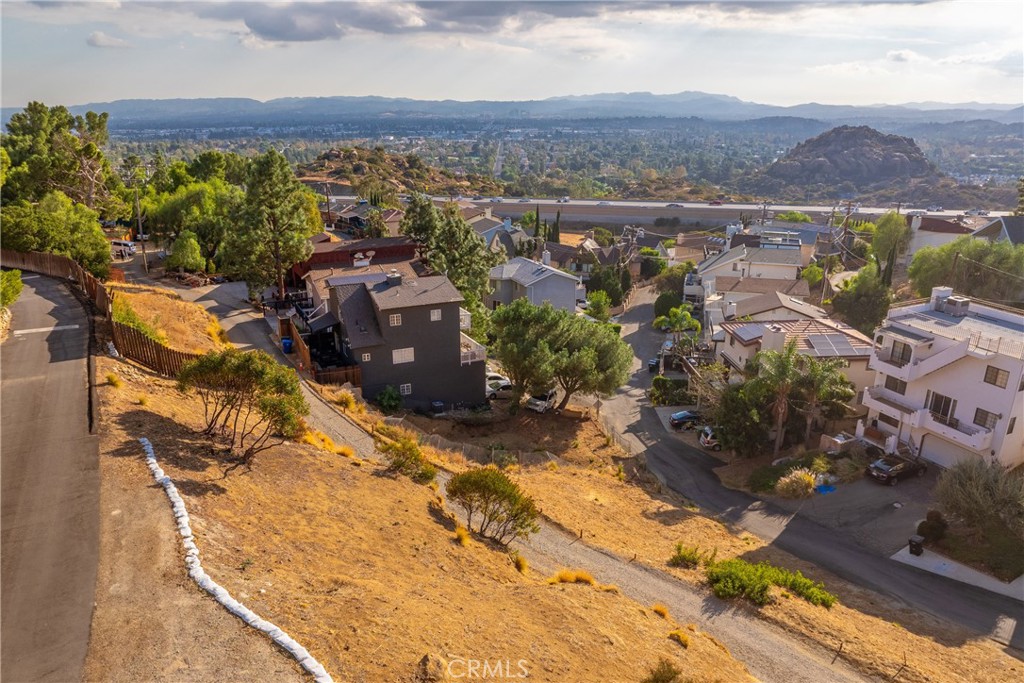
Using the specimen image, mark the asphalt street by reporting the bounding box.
[603,287,1024,651]
[1,274,99,682]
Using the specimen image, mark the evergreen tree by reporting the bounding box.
[551,210,561,243]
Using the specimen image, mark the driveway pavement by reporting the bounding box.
[1,274,99,682]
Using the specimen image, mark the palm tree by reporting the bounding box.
[796,357,855,447]
[751,340,801,457]
[653,304,701,356]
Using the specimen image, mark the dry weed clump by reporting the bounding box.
[548,569,597,586]
[775,468,815,499]
[137,394,148,406]
[598,584,620,593]
[651,603,670,619]
[668,629,690,648]
[105,373,122,388]
[511,552,529,575]
[455,525,471,547]
[301,429,355,457]
[205,317,230,346]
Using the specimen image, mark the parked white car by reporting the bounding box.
[525,389,558,413]
[486,380,514,400]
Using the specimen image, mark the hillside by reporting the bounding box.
[740,125,1017,207]
[298,147,505,198]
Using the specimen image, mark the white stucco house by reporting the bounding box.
[486,255,585,313]
[862,286,1024,470]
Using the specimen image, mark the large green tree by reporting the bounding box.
[587,265,624,306]
[1,191,111,277]
[654,304,701,354]
[166,230,205,272]
[2,102,126,218]
[871,211,913,264]
[222,149,318,298]
[908,236,1024,303]
[490,298,559,398]
[831,263,891,334]
[550,314,632,410]
[795,357,855,447]
[750,340,802,458]
[652,262,696,295]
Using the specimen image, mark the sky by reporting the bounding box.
[2,0,1022,109]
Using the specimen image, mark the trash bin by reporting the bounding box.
[431,401,445,415]
[648,358,659,373]
[908,534,925,556]
[281,337,293,353]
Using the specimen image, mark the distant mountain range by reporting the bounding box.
[3,91,1021,130]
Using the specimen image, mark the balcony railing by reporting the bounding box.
[922,411,993,451]
[459,307,472,330]
[874,348,911,367]
[460,333,487,365]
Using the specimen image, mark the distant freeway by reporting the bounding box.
[324,193,1007,227]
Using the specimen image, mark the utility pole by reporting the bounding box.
[323,183,332,228]
[134,184,148,273]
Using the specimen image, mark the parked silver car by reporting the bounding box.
[525,389,558,413]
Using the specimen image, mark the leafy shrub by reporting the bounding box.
[642,658,682,683]
[649,375,692,406]
[375,385,402,414]
[706,558,836,608]
[380,435,436,484]
[446,467,540,545]
[1,269,24,308]
[748,453,825,492]
[775,468,816,499]
[654,292,682,319]
[936,459,1024,538]
[810,454,831,474]
[668,543,706,569]
[832,457,864,483]
[917,510,949,543]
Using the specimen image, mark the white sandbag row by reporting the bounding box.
[138,437,333,683]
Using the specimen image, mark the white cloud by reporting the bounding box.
[86,30,132,49]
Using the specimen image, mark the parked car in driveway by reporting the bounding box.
[486,371,510,385]
[698,426,722,451]
[525,389,558,413]
[866,455,927,485]
[486,380,514,400]
[669,410,702,430]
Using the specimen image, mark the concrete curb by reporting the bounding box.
[138,437,333,682]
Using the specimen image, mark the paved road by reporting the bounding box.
[1,274,100,682]
[601,286,1024,650]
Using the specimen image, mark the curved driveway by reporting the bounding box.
[1,274,99,682]
[602,287,1024,650]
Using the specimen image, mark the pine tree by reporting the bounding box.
[551,210,561,243]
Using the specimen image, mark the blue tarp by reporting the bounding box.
[815,484,836,495]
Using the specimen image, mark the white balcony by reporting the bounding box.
[460,333,487,365]
[863,386,925,427]
[459,307,472,330]
[870,340,969,382]
[921,411,994,452]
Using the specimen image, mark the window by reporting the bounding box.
[389,313,402,327]
[1008,417,1017,435]
[974,408,998,430]
[984,366,1009,389]
[430,308,442,322]
[926,390,956,422]
[361,353,371,362]
[890,341,912,367]
[884,375,907,395]
[399,383,412,396]
[392,347,415,364]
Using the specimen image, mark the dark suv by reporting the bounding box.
[865,455,927,486]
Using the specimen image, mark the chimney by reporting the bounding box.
[386,269,403,288]
[542,250,551,266]
[504,217,512,230]
[725,301,737,320]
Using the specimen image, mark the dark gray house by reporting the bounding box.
[326,270,486,410]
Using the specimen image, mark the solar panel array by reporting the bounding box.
[733,324,764,343]
[806,333,860,357]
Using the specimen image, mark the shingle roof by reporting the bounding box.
[312,235,417,255]
[712,276,810,298]
[489,256,580,287]
[368,275,464,311]
[733,291,827,319]
[335,284,384,349]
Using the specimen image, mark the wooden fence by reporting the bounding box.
[282,316,361,386]
[110,322,202,377]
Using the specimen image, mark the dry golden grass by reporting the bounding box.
[547,569,597,586]
[107,283,229,353]
[512,552,529,575]
[105,372,122,388]
[95,356,754,683]
[454,525,471,547]
[652,604,670,619]
[517,464,1021,683]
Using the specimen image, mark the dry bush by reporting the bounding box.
[137,394,148,406]
[832,458,864,483]
[651,603,670,619]
[105,373,122,388]
[642,658,682,683]
[512,552,529,575]
[547,569,596,586]
[668,630,689,648]
[205,317,230,346]
[455,525,471,547]
[598,584,620,593]
[775,468,815,499]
